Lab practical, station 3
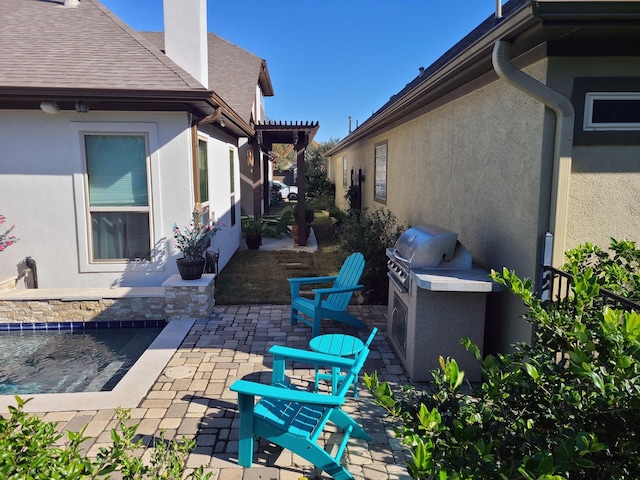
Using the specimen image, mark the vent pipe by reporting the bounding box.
[64,0,80,6]
[495,0,502,19]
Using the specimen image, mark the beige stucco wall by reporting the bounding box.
[332,54,640,355]
[568,146,640,250]
[331,60,555,353]
[546,57,640,252]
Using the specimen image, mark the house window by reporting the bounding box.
[374,141,387,203]
[197,138,209,204]
[342,156,348,187]
[229,149,236,226]
[84,134,151,261]
[584,92,640,131]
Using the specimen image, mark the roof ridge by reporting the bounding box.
[89,0,208,91]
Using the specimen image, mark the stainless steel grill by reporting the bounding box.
[386,224,494,382]
[386,224,471,293]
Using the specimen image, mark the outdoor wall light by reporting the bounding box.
[40,100,60,114]
[75,100,89,113]
[218,119,226,128]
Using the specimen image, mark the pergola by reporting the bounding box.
[255,120,319,246]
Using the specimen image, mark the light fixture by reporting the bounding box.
[218,119,226,128]
[40,100,60,114]
[75,100,89,113]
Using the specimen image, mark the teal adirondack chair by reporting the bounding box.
[230,336,373,480]
[289,252,366,337]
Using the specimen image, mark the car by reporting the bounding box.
[272,180,298,200]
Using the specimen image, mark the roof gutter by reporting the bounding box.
[327,2,536,156]
[492,39,574,267]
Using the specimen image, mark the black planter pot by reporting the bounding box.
[245,234,262,250]
[176,257,205,280]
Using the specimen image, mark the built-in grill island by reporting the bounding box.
[387,224,501,382]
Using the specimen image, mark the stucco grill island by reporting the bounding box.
[386,224,501,382]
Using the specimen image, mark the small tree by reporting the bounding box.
[366,241,640,479]
[339,207,405,304]
[304,139,337,209]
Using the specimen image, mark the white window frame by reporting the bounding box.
[196,135,210,214]
[374,141,388,203]
[583,92,640,131]
[71,122,163,273]
[342,156,348,187]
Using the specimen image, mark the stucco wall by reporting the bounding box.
[331,60,554,352]
[546,57,640,252]
[568,146,640,250]
[0,110,240,289]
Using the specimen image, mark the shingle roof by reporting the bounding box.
[142,31,266,124]
[0,0,206,92]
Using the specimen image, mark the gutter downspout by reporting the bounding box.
[492,40,574,267]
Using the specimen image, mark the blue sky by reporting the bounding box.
[101,0,499,143]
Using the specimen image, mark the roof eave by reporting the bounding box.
[327,2,538,156]
[259,60,275,97]
[328,0,640,157]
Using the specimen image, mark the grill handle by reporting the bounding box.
[392,250,411,265]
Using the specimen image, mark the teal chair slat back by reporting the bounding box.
[327,252,365,310]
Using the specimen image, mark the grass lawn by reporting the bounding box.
[214,204,346,304]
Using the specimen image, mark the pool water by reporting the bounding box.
[0,326,164,395]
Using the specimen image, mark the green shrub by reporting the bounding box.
[564,238,640,302]
[339,207,405,304]
[366,263,640,479]
[0,396,211,479]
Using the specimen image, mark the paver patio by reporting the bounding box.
[28,304,415,480]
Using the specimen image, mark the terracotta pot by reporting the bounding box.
[292,224,309,246]
[176,257,205,280]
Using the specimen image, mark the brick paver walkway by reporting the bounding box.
[37,305,414,480]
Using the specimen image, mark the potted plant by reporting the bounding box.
[241,217,265,250]
[172,204,220,280]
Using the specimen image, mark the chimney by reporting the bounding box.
[163,0,209,88]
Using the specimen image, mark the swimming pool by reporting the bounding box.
[0,321,164,395]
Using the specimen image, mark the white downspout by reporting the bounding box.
[492,40,574,267]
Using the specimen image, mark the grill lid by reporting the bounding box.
[392,224,471,270]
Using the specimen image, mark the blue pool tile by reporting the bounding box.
[32,322,48,330]
[6,323,22,331]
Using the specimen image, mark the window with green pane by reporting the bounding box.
[85,134,151,261]
[198,138,209,203]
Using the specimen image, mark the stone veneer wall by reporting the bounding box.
[163,274,216,320]
[0,297,166,323]
[0,274,215,323]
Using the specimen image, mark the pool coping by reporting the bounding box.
[0,318,195,413]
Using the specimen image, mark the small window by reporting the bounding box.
[374,141,387,203]
[229,149,236,226]
[584,92,640,131]
[342,156,348,187]
[197,138,209,204]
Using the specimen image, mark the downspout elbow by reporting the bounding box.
[492,40,575,267]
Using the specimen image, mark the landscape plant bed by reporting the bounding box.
[215,210,344,305]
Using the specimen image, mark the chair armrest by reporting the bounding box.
[288,276,338,285]
[230,380,345,406]
[269,345,355,369]
[313,284,364,296]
